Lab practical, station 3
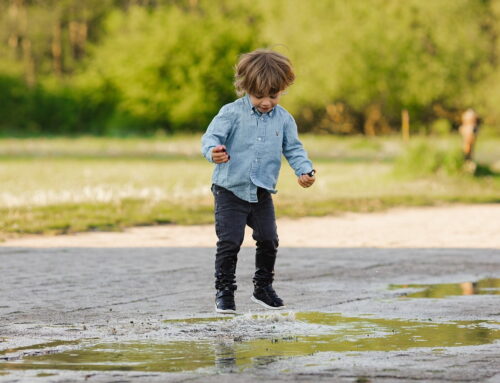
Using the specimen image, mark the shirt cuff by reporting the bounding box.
[295,165,314,177]
[204,146,215,163]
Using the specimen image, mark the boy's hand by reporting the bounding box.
[212,145,230,163]
[298,170,316,188]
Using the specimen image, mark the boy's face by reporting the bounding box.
[249,92,283,114]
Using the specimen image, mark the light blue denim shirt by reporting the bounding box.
[201,95,313,203]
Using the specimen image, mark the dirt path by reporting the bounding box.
[2,204,499,248]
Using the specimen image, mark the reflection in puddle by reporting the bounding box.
[1,312,499,374]
[390,278,500,298]
[0,340,83,356]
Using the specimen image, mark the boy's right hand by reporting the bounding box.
[212,145,230,163]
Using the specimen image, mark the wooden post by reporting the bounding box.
[402,109,410,142]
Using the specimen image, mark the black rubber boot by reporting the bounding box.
[252,239,278,288]
[251,238,284,309]
[215,253,237,291]
[214,254,237,314]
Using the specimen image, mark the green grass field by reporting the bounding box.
[1,134,499,240]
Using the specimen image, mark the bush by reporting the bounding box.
[78,4,262,134]
[0,74,118,136]
[431,119,453,136]
[394,140,465,177]
[0,3,263,136]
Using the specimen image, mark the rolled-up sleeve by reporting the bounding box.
[201,105,234,163]
[282,115,313,176]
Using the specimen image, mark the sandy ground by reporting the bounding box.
[2,204,500,249]
[0,204,499,382]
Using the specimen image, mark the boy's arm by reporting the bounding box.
[201,106,234,163]
[282,115,314,176]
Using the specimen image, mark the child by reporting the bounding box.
[201,49,315,314]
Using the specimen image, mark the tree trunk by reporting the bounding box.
[12,0,35,86]
[7,0,24,60]
[69,20,88,60]
[22,38,35,86]
[363,104,378,136]
[363,104,390,136]
[52,21,63,76]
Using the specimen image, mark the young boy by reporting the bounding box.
[201,49,315,314]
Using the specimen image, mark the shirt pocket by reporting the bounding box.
[271,122,284,153]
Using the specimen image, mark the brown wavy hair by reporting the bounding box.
[234,49,295,97]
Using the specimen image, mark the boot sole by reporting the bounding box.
[251,295,285,310]
[215,305,237,314]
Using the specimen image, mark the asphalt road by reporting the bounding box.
[0,246,499,382]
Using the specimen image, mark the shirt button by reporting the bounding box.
[257,137,261,141]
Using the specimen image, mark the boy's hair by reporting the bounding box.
[234,49,295,97]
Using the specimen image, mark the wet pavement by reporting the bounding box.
[0,247,499,382]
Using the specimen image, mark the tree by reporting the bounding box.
[257,0,496,134]
[77,2,262,133]
[0,0,115,80]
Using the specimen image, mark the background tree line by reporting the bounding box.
[0,0,499,136]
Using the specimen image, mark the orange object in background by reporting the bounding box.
[460,282,475,296]
[459,109,479,161]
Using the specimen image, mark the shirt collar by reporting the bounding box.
[244,94,276,118]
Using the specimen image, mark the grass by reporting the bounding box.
[0,134,499,240]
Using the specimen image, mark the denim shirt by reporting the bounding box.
[201,95,313,203]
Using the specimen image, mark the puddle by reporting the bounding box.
[0,340,83,356]
[1,312,499,373]
[390,278,500,298]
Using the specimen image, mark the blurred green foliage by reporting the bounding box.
[431,119,453,136]
[394,140,465,177]
[0,0,499,135]
[261,0,498,135]
[0,73,117,134]
[77,4,259,134]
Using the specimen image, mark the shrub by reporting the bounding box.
[431,119,453,136]
[78,4,262,134]
[394,140,465,177]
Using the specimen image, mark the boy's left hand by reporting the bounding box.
[298,172,316,188]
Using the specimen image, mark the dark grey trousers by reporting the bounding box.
[211,184,279,291]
